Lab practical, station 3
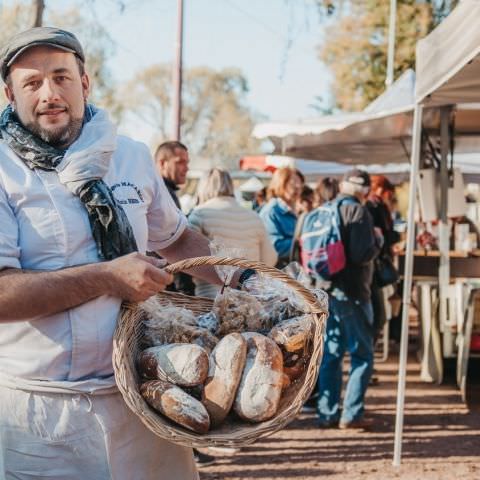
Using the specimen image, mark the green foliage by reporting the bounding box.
[316,0,458,111]
[125,65,261,169]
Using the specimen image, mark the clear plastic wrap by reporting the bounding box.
[212,288,269,335]
[242,262,329,325]
[141,297,219,352]
[209,239,244,289]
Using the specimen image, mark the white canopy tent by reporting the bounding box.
[254,69,416,165]
[254,69,480,166]
[394,0,480,466]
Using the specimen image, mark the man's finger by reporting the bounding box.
[146,264,173,286]
[142,255,168,269]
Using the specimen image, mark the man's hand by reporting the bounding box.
[104,252,173,302]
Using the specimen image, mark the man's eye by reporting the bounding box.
[56,76,67,82]
[25,80,40,89]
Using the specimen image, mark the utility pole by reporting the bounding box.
[385,0,396,87]
[172,0,184,141]
[32,0,45,27]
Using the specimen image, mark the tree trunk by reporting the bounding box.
[32,0,45,27]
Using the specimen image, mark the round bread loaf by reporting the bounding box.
[202,332,247,427]
[233,332,283,422]
[268,315,312,353]
[137,343,209,387]
[140,380,210,433]
[281,372,291,389]
[283,356,306,382]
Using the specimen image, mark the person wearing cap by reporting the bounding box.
[316,168,381,430]
[0,27,243,479]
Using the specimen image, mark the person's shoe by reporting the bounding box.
[193,449,216,467]
[301,393,319,413]
[338,417,374,430]
[207,446,240,455]
[369,375,380,386]
[317,418,339,429]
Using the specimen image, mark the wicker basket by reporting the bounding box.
[112,256,328,448]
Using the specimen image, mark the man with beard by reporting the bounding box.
[0,27,246,479]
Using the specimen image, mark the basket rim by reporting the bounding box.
[164,256,326,314]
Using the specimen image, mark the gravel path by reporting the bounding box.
[199,350,480,480]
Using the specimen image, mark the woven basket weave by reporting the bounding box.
[113,256,327,448]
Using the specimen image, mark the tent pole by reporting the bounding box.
[393,103,423,467]
[438,106,452,362]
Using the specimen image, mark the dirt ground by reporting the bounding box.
[198,347,480,480]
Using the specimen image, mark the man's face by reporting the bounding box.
[4,45,90,148]
[159,148,189,186]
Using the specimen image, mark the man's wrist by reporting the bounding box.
[235,268,257,290]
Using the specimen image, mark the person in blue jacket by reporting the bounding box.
[260,167,304,267]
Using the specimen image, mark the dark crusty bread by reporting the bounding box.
[268,315,312,353]
[138,343,209,387]
[140,380,210,433]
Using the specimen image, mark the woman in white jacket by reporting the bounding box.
[189,168,277,298]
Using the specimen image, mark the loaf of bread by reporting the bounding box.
[268,315,312,353]
[283,357,307,382]
[233,332,283,422]
[202,332,247,427]
[140,380,210,433]
[137,343,209,387]
[281,372,291,389]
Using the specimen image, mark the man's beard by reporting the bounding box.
[25,114,83,149]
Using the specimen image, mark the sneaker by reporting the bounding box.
[193,449,216,467]
[208,446,240,455]
[338,417,374,430]
[301,393,319,413]
[317,418,338,429]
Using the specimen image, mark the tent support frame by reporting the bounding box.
[393,103,423,467]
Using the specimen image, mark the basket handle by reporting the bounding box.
[164,256,325,314]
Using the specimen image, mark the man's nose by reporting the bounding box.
[38,79,61,103]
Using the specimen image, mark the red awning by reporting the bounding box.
[239,155,276,173]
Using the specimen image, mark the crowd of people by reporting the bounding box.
[0,25,403,478]
[159,144,402,439]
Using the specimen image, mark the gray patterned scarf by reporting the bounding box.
[0,104,138,260]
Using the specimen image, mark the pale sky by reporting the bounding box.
[4,0,330,146]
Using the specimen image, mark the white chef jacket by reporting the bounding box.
[0,137,198,480]
[0,135,187,381]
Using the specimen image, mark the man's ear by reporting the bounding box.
[81,73,90,101]
[4,84,14,104]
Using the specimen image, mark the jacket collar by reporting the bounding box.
[163,176,179,191]
[275,197,295,214]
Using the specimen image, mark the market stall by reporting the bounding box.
[253,0,480,466]
[394,0,480,466]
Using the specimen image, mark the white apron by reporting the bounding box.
[0,374,199,480]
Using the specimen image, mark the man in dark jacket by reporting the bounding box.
[153,142,196,293]
[317,169,381,429]
[366,175,400,342]
[154,140,215,466]
[154,141,189,209]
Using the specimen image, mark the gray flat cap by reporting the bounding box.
[0,27,85,81]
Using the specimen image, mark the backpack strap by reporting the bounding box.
[289,211,307,263]
[334,195,360,262]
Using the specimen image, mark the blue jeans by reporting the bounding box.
[316,290,374,423]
